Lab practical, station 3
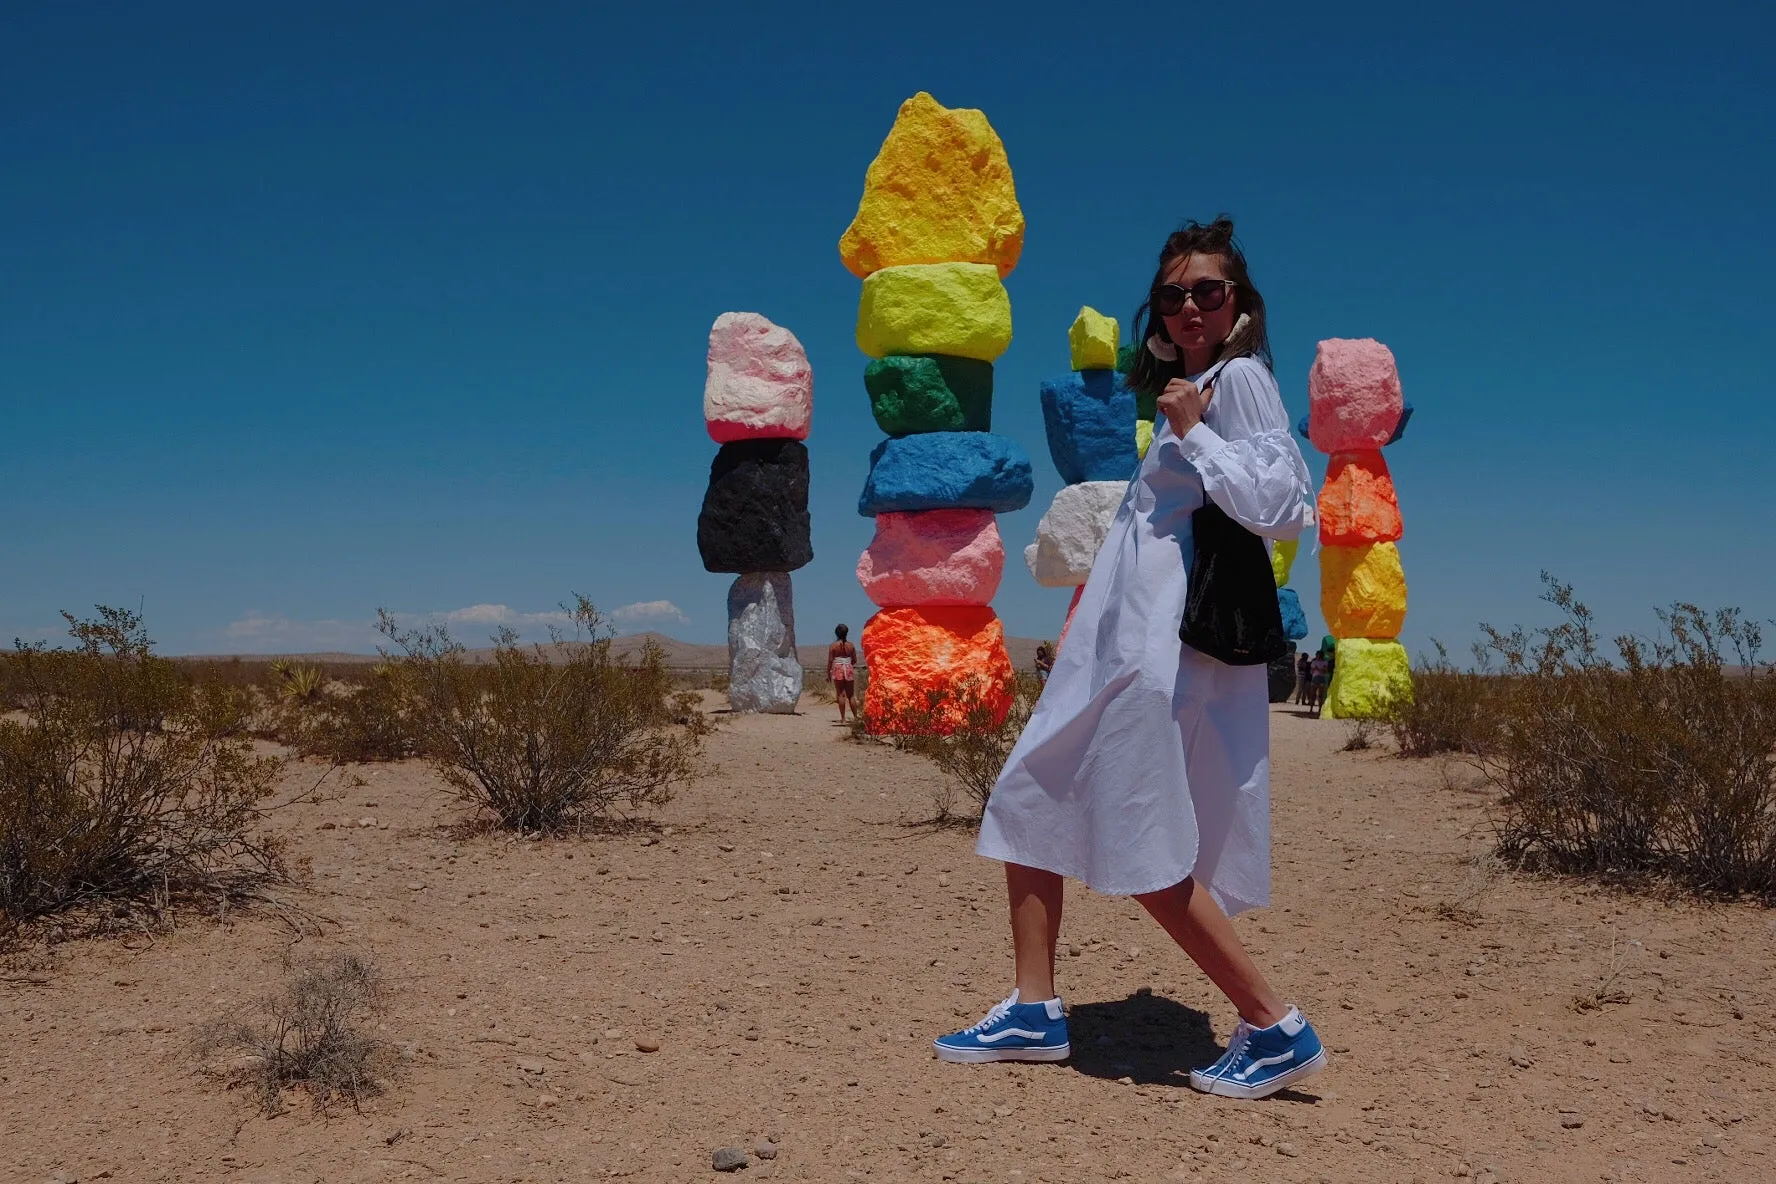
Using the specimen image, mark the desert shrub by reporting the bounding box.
[895,673,1041,823]
[380,597,701,833]
[1386,642,1502,758]
[296,665,415,763]
[1340,718,1380,751]
[1482,578,1776,899]
[200,952,387,1115]
[0,608,286,936]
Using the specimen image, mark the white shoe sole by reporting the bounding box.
[1189,1048,1327,1099]
[933,1041,1071,1064]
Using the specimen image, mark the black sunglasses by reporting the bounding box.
[1153,279,1236,316]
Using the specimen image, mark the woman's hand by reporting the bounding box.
[1157,377,1214,438]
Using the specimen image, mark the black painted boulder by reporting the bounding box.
[697,439,813,573]
[1267,646,1300,704]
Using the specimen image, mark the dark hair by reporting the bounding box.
[1127,216,1272,400]
[834,624,849,640]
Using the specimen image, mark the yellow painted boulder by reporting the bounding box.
[856,263,1013,362]
[1271,537,1298,588]
[1320,542,1407,638]
[1322,638,1413,719]
[1135,418,1154,460]
[839,92,1024,280]
[1068,306,1119,370]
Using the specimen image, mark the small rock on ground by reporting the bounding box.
[712,1147,749,1172]
[755,1139,779,1160]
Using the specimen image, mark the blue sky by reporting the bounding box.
[3,2,1771,661]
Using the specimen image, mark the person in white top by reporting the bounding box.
[933,218,1329,1099]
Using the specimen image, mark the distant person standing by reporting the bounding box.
[1294,652,1312,705]
[1309,653,1330,716]
[828,624,858,723]
[1034,643,1055,687]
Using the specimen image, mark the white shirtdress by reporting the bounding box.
[976,357,1314,913]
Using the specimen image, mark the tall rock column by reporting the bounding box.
[696,313,813,714]
[1025,307,1136,641]
[1305,338,1413,718]
[1268,538,1309,701]
[842,92,1033,733]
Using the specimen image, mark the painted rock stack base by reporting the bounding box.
[697,312,814,714]
[1026,307,1137,637]
[842,93,1031,733]
[1307,338,1413,718]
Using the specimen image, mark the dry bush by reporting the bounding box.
[381,597,702,833]
[295,665,415,763]
[0,610,286,940]
[1340,718,1380,752]
[200,952,388,1115]
[1386,641,1502,758]
[891,673,1041,823]
[1481,577,1776,900]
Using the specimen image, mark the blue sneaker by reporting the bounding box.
[1189,1006,1327,1099]
[933,991,1070,1064]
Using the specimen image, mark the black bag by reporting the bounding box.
[1179,499,1291,666]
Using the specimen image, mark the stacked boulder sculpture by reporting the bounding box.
[697,313,813,714]
[1268,538,1310,701]
[843,93,1033,733]
[1026,308,1138,638]
[1306,338,1413,718]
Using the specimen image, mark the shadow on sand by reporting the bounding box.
[1065,990,1323,1103]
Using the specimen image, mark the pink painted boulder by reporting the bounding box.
[704,312,813,443]
[856,509,1004,607]
[1307,338,1403,454]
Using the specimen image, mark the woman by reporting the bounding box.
[934,218,1326,1100]
[827,624,857,723]
[1034,642,1055,687]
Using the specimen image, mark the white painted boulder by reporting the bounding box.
[1023,480,1125,587]
[704,313,813,444]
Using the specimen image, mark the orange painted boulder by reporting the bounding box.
[1318,450,1403,546]
[861,606,1013,733]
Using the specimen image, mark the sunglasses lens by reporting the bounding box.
[1191,280,1228,312]
[1154,286,1185,316]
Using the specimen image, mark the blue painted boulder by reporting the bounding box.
[1277,586,1309,641]
[859,432,1034,516]
[1039,370,1137,484]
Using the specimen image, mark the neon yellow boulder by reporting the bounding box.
[856,263,1012,362]
[1323,638,1413,719]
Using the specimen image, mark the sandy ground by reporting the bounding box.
[4,702,1774,1184]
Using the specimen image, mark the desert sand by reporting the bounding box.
[3,702,1772,1183]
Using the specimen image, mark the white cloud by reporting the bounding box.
[434,604,574,629]
[609,600,689,629]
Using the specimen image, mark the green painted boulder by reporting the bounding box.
[864,355,994,435]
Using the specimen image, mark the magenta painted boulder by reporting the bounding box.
[1307,338,1403,454]
[704,312,813,443]
[856,508,1004,607]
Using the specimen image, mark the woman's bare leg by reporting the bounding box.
[1006,862,1063,1000]
[1135,876,1287,1027]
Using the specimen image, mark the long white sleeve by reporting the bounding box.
[1157,357,1314,540]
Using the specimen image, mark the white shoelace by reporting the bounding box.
[1210,1020,1255,1074]
[960,993,1019,1036]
